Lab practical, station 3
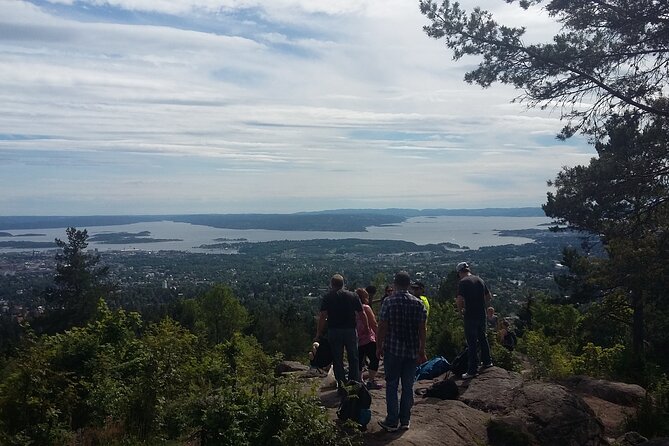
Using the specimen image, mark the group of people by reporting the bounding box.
[488,306,517,351]
[315,261,495,433]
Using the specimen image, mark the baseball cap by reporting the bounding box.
[456,262,471,273]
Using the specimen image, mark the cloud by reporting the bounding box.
[0,0,593,215]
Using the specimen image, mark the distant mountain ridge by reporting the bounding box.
[0,208,546,232]
[300,207,545,217]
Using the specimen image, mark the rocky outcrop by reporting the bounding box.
[282,364,653,445]
[561,376,647,407]
[274,360,309,375]
[458,367,605,446]
[559,375,647,437]
[365,400,491,446]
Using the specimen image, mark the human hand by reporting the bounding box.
[417,351,427,365]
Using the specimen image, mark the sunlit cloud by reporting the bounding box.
[0,0,594,215]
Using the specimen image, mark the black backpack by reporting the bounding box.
[337,380,372,428]
[502,331,517,351]
[310,337,333,369]
[424,377,459,400]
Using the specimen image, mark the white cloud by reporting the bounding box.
[0,0,593,214]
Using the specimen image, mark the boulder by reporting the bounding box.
[580,394,636,437]
[460,367,606,446]
[487,416,538,446]
[274,360,309,375]
[561,376,647,406]
[459,366,523,412]
[509,381,606,446]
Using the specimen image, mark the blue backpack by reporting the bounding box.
[415,356,451,381]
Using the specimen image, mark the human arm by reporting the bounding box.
[456,295,465,316]
[376,319,387,359]
[484,286,492,308]
[364,306,378,334]
[417,319,427,364]
[315,310,327,341]
[360,307,370,333]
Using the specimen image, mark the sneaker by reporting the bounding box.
[400,422,410,430]
[481,362,494,369]
[378,420,399,432]
[366,380,383,390]
[462,372,477,380]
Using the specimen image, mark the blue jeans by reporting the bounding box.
[464,318,492,375]
[383,351,416,426]
[328,328,360,383]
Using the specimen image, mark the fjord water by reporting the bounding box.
[1,216,552,253]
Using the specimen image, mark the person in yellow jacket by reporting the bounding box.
[410,281,430,319]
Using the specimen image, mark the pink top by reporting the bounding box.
[356,304,376,346]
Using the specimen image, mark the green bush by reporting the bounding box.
[0,294,357,445]
[523,330,573,379]
[426,301,465,359]
[572,342,625,379]
[488,331,521,373]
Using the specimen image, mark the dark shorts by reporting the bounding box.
[358,341,379,371]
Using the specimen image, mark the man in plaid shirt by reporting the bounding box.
[376,271,427,432]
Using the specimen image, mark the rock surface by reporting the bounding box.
[561,375,647,406]
[283,364,653,445]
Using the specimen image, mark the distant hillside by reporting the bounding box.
[0,208,546,232]
[300,207,545,217]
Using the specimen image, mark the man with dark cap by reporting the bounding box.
[376,271,427,431]
[410,280,430,320]
[455,262,493,379]
[316,274,368,390]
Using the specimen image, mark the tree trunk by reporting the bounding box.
[631,288,644,356]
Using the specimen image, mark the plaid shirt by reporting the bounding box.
[379,290,427,358]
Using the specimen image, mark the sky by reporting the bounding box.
[0,0,595,215]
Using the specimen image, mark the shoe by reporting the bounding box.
[378,420,399,432]
[462,372,477,379]
[366,380,383,390]
[481,362,493,369]
[400,422,410,430]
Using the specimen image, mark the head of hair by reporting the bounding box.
[330,274,344,289]
[356,288,369,304]
[365,285,377,297]
[393,271,411,289]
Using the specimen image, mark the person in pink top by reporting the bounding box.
[355,288,382,389]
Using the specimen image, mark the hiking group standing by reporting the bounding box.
[315,262,498,432]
